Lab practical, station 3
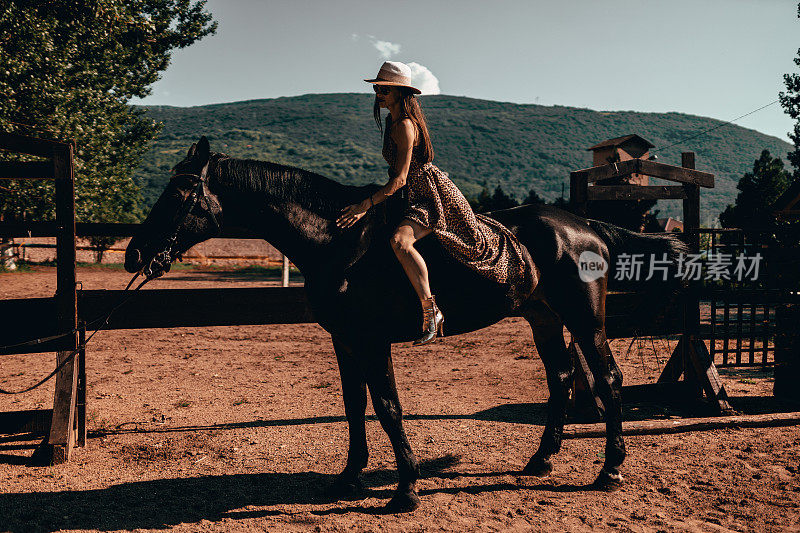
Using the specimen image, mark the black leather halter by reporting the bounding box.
[142,165,222,279]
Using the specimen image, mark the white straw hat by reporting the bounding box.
[364,61,421,94]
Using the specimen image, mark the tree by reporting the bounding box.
[586,194,656,232]
[521,188,545,205]
[469,187,493,213]
[642,209,666,233]
[0,0,216,260]
[779,2,800,179]
[490,185,518,211]
[719,150,790,230]
[469,185,519,213]
[550,195,571,211]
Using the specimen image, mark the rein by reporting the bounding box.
[0,271,153,395]
[0,166,223,395]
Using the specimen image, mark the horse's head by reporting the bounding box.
[124,136,223,276]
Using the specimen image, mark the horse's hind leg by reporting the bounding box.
[521,300,573,477]
[329,337,369,497]
[570,326,625,488]
[552,278,626,488]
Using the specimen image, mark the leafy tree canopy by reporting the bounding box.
[469,185,522,213]
[468,184,563,215]
[0,0,216,228]
[779,2,800,179]
[521,188,546,206]
[719,150,790,230]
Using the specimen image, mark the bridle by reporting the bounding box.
[1,154,223,395]
[141,163,222,279]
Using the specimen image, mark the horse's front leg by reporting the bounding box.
[363,342,420,512]
[328,336,369,498]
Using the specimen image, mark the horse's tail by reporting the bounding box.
[586,218,689,293]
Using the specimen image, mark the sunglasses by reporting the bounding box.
[373,85,392,95]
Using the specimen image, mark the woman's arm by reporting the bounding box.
[336,118,415,229]
[369,118,415,206]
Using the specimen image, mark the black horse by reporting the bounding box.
[125,136,686,512]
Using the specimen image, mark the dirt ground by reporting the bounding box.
[1,266,799,532]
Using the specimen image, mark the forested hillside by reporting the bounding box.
[135,94,793,225]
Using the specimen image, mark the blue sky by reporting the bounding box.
[134,0,799,143]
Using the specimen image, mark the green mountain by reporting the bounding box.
[135,94,793,226]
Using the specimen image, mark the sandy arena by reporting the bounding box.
[1,266,799,532]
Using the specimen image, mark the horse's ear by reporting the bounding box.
[187,143,197,158]
[196,136,210,163]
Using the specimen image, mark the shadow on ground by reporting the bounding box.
[4,393,797,468]
[0,454,588,532]
[5,394,795,467]
[85,393,796,439]
[84,399,726,438]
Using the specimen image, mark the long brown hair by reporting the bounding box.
[373,87,434,164]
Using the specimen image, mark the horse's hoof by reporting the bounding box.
[325,475,365,500]
[593,469,624,491]
[384,490,420,513]
[522,456,553,477]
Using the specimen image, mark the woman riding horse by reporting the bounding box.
[337,61,534,345]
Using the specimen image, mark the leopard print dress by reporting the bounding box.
[383,118,535,305]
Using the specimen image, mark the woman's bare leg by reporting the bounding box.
[390,219,433,300]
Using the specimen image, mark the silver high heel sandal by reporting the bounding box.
[413,295,444,346]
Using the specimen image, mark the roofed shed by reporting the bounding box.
[588,134,655,186]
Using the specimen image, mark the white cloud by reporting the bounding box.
[373,39,401,59]
[355,34,439,94]
[407,62,441,95]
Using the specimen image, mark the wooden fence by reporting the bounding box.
[0,131,81,463]
[0,132,300,463]
[699,228,800,368]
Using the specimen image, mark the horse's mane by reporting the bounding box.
[209,152,376,217]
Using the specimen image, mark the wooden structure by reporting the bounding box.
[587,134,655,186]
[774,304,800,401]
[701,227,800,371]
[583,135,662,232]
[703,229,775,368]
[570,151,733,414]
[0,132,84,463]
[708,289,776,367]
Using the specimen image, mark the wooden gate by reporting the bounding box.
[700,229,800,368]
[570,151,732,414]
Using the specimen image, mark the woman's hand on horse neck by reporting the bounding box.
[336,119,415,229]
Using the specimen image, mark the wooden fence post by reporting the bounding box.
[282,254,289,287]
[570,172,588,217]
[657,152,731,412]
[47,143,80,463]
